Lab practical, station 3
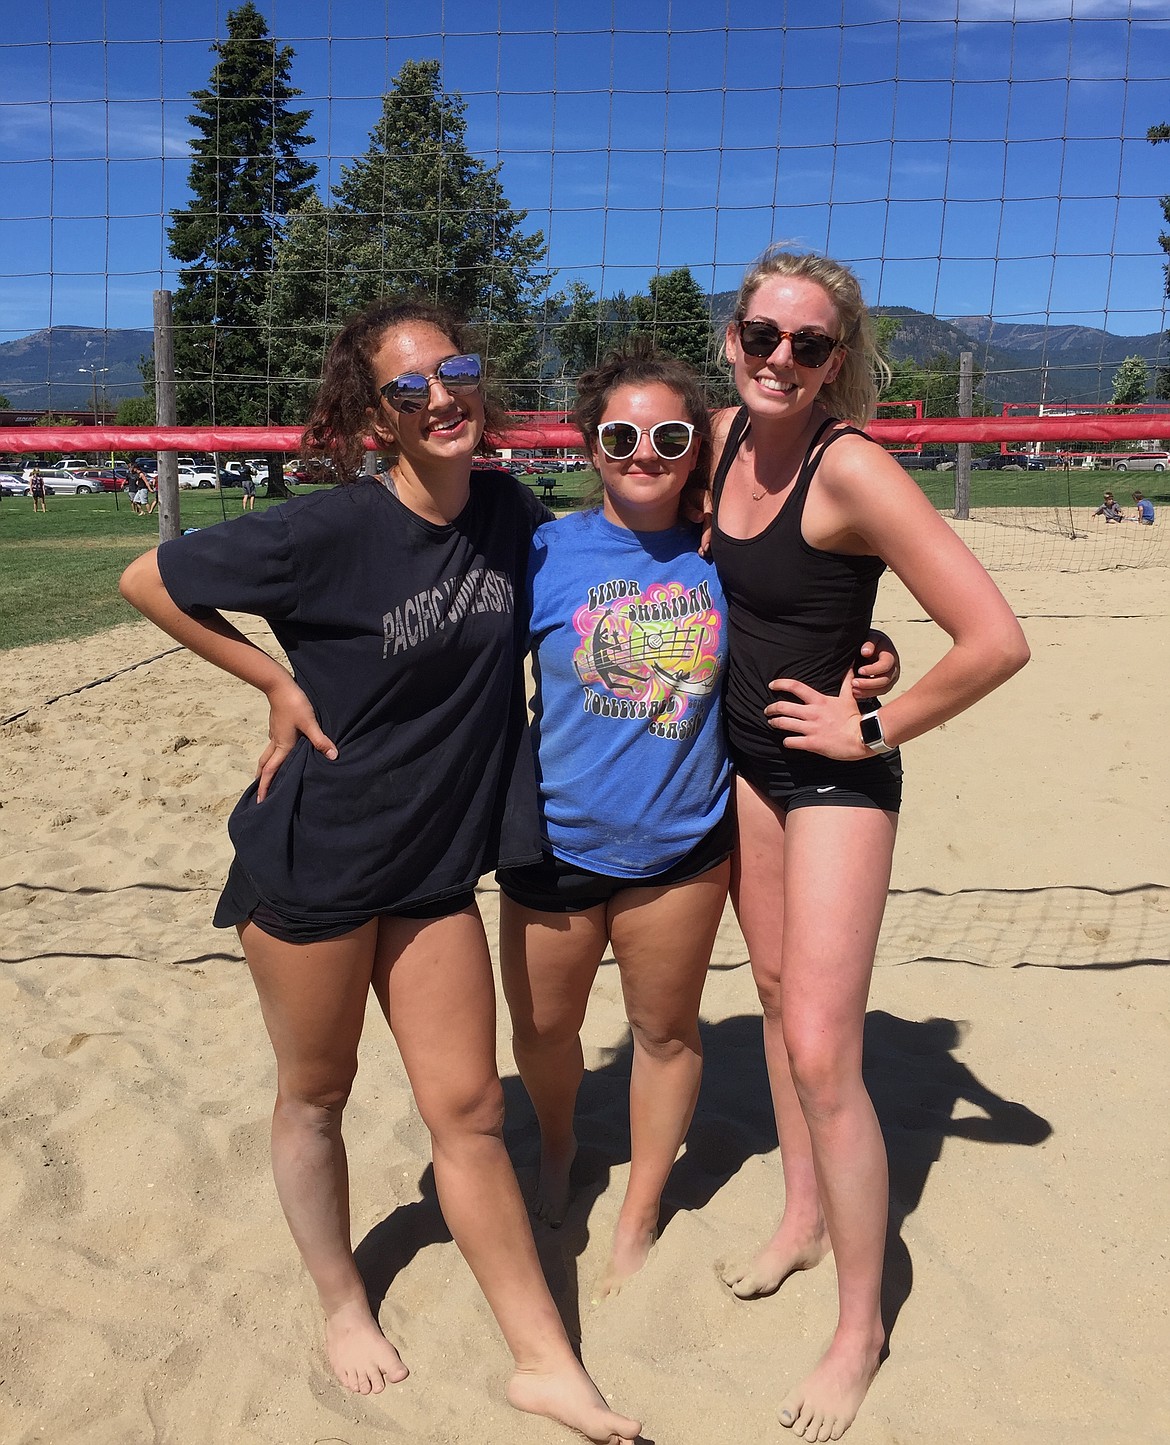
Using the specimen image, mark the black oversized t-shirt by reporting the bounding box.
[158,475,551,925]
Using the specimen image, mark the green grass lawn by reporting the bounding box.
[1,468,1162,652]
[0,487,286,650]
[907,465,1168,510]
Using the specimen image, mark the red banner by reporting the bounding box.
[1,413,1167,455]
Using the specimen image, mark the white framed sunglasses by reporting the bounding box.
[379,353,482,413]
[597,419,695,461]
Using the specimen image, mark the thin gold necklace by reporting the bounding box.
[747,417,819,500]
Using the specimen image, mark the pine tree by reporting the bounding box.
[264,194,337,422]
[630,267,719,380]
[551,283,651,381]
[167,1,316,424]
[270,59,549,408]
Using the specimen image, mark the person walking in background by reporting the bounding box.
[709,246,1030,1441]
[240,466,257,510]
[119,296,640,1445]
[29,467,47,513]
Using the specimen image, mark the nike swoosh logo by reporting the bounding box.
[816,785,836,793]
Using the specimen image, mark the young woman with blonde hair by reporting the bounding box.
[710,247,1029,1440]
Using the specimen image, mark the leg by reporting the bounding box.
[498,895,608,1222]
[241,918,408,1395]
[373,906,640,1444]
[722,775,830,1300]
[773,803,897,1441]
[598,862,728,1296]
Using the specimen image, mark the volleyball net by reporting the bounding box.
[1,6,1168,571]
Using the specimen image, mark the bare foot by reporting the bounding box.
[778,1328,883,1441]
[533,1136,577,1227]
[595,1222,657,1301]
[720,1221,829,1300]
[508,1359,641,1443]
[324,1298,409,1395]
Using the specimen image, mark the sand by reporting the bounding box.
[1,556,1167,1445]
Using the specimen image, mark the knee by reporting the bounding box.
[421,1074,506,1148]
[275,1065,357,1126]
[510,1007,584,1054]
[754,970,784,1020]
[784,1032,857,1120]
[628,1013,697,1063]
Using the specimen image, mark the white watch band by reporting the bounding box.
[861,712,895,755]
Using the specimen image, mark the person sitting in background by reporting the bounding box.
[1131,491,1155,524]
[1092,491,1122,522]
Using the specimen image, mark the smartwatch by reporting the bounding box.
[859,710,895,756]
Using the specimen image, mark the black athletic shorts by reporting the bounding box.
[213,856,476,944]
[496,807,734,914]
[731,739,902,815]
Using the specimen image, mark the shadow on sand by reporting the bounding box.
[354,1003,1051,1355]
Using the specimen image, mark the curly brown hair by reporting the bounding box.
[301,297,507,477]
[571,337,714,513]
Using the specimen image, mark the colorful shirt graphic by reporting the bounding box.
[572,578,723,740]
[525,511,732,876]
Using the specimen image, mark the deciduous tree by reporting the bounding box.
[1110,354,1148,410]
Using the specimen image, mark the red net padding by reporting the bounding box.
[1,414,1167,456]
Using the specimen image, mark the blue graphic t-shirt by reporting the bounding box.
[526,509,731,876]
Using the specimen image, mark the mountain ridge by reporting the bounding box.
[1,310,1166,412]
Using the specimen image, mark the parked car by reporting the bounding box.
[970,451,1032,471]
[0,471,31,496]
[1113,452,1168,472]
[288,459,340,486]
[888,449,952,471]
[78,468,127,491]
[23,467,102,494]
[58,458,94,474]
[132,455,158,474]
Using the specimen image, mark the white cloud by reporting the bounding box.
[900,1,1165,17]
[0,100,191,160]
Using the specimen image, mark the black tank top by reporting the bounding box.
[710,408,886,765]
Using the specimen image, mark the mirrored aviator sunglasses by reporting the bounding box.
[736,320,838,369]
[379,353,482,413]
[597,419,695,461]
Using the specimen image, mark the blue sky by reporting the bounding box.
[1,0,1168,343]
